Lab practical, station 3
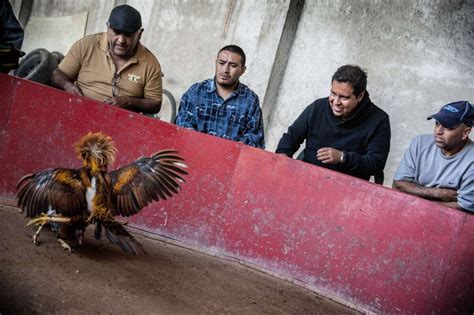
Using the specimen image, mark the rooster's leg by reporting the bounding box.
[78,229,85,245]
[27,214,72,226]
[32,222,46,245]
[57,238,73,253]
[27,214,71,245]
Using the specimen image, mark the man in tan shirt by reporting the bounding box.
[51,4,162,114]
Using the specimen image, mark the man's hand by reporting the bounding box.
[104,96,130,108]
[316,147,343,164]
[104,96,160,114]
[64,82,83,96]
[51,69,84,96]
[434,188,458,202]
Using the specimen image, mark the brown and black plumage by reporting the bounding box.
[17,132,188,254]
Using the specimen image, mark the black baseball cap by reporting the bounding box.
[107,5,142,34]
[427,101,474,128]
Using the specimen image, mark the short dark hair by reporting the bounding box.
[218,45,246,66]
[331,65,367,97]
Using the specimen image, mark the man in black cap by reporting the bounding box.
[393,101,474,212]
[51,4,162,114]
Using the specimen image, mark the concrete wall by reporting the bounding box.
[12,0,474,184]
[265,0,474,183]
[29,0,113,35]
[129,0,291,110]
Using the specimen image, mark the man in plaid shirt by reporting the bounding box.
[175,45,264,148]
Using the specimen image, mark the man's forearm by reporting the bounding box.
[174,98,198,128]
[275,133,299,157]
[392,180,457,202]
[116,97,161,114]
[51,69,75,90]
[51,69,84,96]
[241,132,265,149]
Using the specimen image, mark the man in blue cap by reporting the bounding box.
[393,101,474,212]
[51,4,162,114]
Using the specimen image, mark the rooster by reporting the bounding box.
[16,132,188,254]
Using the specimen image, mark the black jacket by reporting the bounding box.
[1,0,24,50]
[275,93,391,180]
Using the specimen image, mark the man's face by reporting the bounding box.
[434,121,471,155]
[328,81,364,118]
[107,27,142,59]
[215,50,246,88]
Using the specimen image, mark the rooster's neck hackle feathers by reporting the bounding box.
[74,132,117,173]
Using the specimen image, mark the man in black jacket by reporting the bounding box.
[275,65,390,181]
[0,0,24,73]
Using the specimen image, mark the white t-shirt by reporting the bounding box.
[394,134,474,212]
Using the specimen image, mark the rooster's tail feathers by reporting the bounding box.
[103,222,147,255]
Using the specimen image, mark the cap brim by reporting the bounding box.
[427,113,459,128]
[108,25,139,35]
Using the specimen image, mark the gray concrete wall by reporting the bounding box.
[29,0,114,35]
[130,0,291,110]
[265,0,474,183]
[14,0,474,185]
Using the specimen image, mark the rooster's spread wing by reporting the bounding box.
[17,168,87,218]
[110,150,188,216]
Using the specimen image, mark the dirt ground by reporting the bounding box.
[0,204,358,314]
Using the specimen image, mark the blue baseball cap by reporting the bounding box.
[427,101,474,128]
[107,5,142,34]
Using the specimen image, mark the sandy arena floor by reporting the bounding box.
[0,204,358,314]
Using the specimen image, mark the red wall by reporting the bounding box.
[0,74,472,313]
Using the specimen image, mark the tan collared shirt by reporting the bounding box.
[59,32,162,102]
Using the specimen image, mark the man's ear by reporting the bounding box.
[356,90,365,103]
[241,65,247,75]
[462,125,472,140]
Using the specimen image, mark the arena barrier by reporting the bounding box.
[0,74,472,313]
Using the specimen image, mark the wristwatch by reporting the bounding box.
[340,151,345,163]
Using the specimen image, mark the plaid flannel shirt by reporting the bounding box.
[175,78,265,148]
